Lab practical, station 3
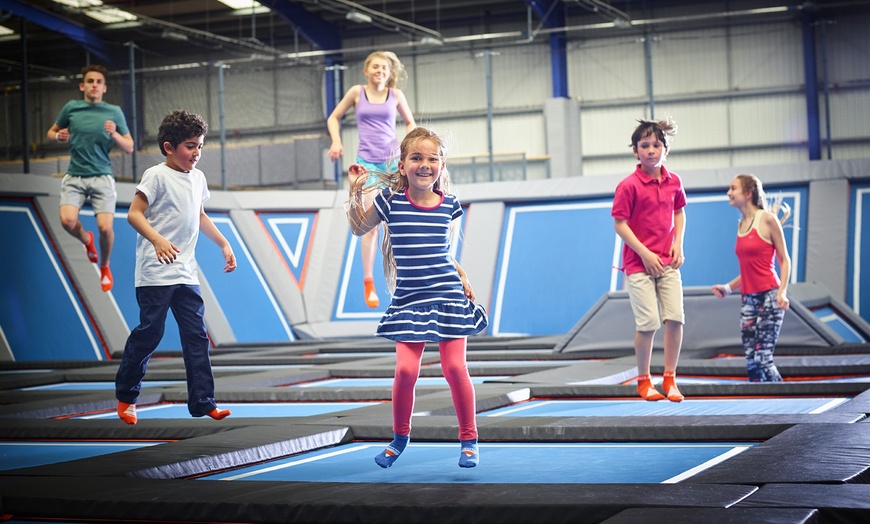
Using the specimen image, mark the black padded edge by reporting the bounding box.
[684,423,870,484]
[0,477,756,524]
[736,484,870,523]
[601,507,819,524]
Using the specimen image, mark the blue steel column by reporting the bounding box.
[802,9,821,160]
[549,3,568,98]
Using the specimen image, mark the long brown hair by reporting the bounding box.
[736,173,791,224]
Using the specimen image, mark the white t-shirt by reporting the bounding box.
[134,162,209,287]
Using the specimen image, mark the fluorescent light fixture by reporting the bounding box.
[161,30,190,42]
[0,25,14,36]
[346,11,373,24]
[82,7,138,24]
[216,0,259,8]
[51,1,138,24]
[420,36,443,46]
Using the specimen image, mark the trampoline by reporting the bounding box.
[2,338,870,523]
[200,441,755,484]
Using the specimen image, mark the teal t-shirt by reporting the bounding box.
[55,100,130,177]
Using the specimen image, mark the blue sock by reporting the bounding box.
[458,439,479,468]
[374,434,409,468]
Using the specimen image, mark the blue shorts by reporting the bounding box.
[356,157,398,188]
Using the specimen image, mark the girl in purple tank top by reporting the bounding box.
[327,51,416,308]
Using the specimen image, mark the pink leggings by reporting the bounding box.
[392,338,478,441]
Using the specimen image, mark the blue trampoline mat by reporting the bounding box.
[482,397,849,417]
[200,441,755,484]
[0,441,164,471]
[73,401,382,420]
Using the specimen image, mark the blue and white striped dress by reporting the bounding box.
[373,188,488,342]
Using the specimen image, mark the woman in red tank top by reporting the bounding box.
[711,174,791,382]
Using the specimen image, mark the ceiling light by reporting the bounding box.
[420,36,443,46]
[161,30,189,42]
[346,11,373,24]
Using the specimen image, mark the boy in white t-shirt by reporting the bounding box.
[114,110,236,425]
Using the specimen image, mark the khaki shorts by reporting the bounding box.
[59,174,117,215]
[625,267,685,332]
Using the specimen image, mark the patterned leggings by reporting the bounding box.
[392,339,478,441]
[740,288,785,382]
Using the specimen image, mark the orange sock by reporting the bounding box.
[100,265,113,292]
[85,231,99,263]
[208,408,231,420]
[636,374,665,401]
[118,401,137,425]
[661,371,684,402]
[363,277,379,308]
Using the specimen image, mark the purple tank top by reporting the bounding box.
[356,86,398,164]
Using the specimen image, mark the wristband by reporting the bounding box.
[723,283,732,296]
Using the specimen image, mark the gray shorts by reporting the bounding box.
[59,174,117,215]
[625,266,685,332]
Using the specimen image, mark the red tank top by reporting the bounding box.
[735,211,780,294]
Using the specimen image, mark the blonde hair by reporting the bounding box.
[346,127,456,291]
[364,51,407,89]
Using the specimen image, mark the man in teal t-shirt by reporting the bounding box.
[48,65,134,292]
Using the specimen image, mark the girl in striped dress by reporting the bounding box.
[346,127,488,469]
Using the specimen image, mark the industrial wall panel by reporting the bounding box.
[568,37,647,102]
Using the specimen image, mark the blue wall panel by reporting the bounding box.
[197,214,295,342]
[1,200,104,361]
[490,186,808,336]
[258,211,317,286]
[848,184,870,324]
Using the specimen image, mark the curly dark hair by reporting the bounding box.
[157,110,208,156]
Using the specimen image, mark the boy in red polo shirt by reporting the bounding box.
[611,117,686,402]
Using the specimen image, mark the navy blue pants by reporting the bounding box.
[115,285,218,416]
[740,288,785,382]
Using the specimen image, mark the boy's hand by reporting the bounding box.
[104,120,117,136]
[56,128,70,142]
[222,246,237,273]
[669,245,685,270]
[641,250,664,277]
[152,237,180,264]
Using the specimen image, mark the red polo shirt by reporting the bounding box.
[611,165,687,275]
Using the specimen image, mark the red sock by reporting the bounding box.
[117,402,137,425]
[661,371,684,402]
[100,265,113,292]
[208,408,231,420]
[363,277,379,308]
[636,375,665,401]
[85,231,98,263]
